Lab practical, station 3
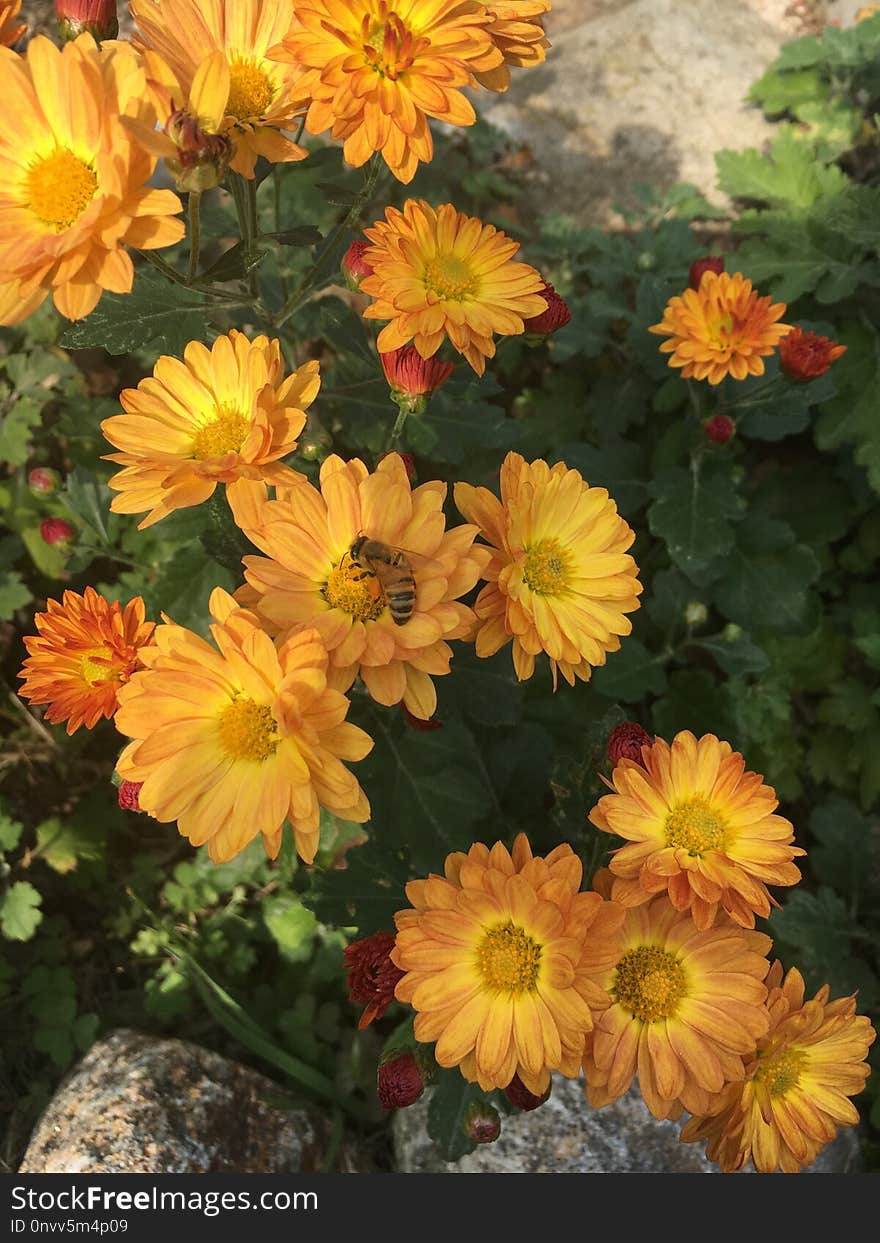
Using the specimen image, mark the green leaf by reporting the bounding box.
[808,798,873,901]
[451,649,523,727]
[727,370,821,442]
[710,518,820,632]
[263,895,318,961]
[557,438,650,517]
[59,468,115,546]
[716,127,848,210]
[0,396,41,466]
[647,459,745,580]
[0,882,43,941]
[652,670,738,743]
[591,639,668,704]
[140,542,237,636]
[0,807,23,852]
[693,632,770,677]
[0,569,30,620]
[33,1026,75,1068]
[32,814,110,876]
[261,226,324,247]
[307,839,413,937]
[58,270,210,356]
[426,1068,486,1163]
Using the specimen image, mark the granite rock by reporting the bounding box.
[473,0,791,227]
[393,1074,862,1174]
[19,1029,333,1174]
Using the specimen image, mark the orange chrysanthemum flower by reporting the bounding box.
[589,730,806,930]
[130,0,307,178]
[0,0,24,48]
[474,1,551,91]
[648,270,792,385]
[228,452,490,720]
[681,961,876,1173]
[454,452,642,687]
[582,873,772,1120]
[0,34,184,327]
[270,0,502,183]
[360,200,547,375]
[18,588,155,735]
[392,834,625,1096]
[101,332,319,529]
[114,588,372,865]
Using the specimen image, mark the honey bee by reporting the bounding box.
[346,534,416,626]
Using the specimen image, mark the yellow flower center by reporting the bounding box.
[613,945,687,1023]
[423,253,478,302]
[754,1047,807,1098]
[322,556,386,622]
[218,697,279,762]
[664,796,728,856]
[79,646,116,686]
[191,407,251,460]
[26,148,98,232]
[226,57,276,122]
[476,920,542,994]
[707,311,736,349]
[521,538,569,595]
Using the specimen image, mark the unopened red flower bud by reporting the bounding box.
[343,930,405,1029]
[117,780,144,812]
[779,327,847,382]
[28,467,61,497]
[40,517,75,549]
[689,256,725,290]
[381,346,453,415]
[377,1050,426,1110]
[342,240,373,290]
[703,413,736,444]
[523,281,572,337]
[464,1099,501,1144]
[56,0,119,42]
[402,703,443,731]
[607,722,651,767]
[504,1073,551,1112]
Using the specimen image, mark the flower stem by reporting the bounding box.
[277,153,383,329]
[387,400,409,452]
[186,191,202,284]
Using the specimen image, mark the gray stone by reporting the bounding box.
[18,1028,336,1174]
[473,0,792,227]
[393,1074,863,1173]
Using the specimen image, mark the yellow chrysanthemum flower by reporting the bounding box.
[681,961,877,1173]
[392,834,625,1095]
[228,452,491,720]
[474,1,551,91]
[0,0,24,48]
[589,730,806,930]
[0,34,184,327]
[454,452,642,687]
[18,588,155,735]
[130,0,307,178]
[582,873,772,1121]
[360,200,547,374]
[114,588,372,865]
[101,331,319,529]
[649,270,792,385]
[269,0,503,183]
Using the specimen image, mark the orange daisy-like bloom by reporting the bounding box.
[648,270,791,385]
[474,2,551,91]
[681,961,877,1172]
[360,199,547,375]
[228,452,490,720]
[101,331,319,529]
[18,588,155,735]
[454,452,642,687]
[0,34,184,327]
[589,730,805,930]
[270,0,502,184]
[392,834,625,1096]
[582,873,772,1120]
[130,0,307,178]
[114,588,372,865]
[0,0,24,48]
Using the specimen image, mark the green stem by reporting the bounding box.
[136,248,253,304]
[273,166,290,303]
[277,154,383,328]
[387,401,410,452]
[136,247,190,289]
[186,191,202,284]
